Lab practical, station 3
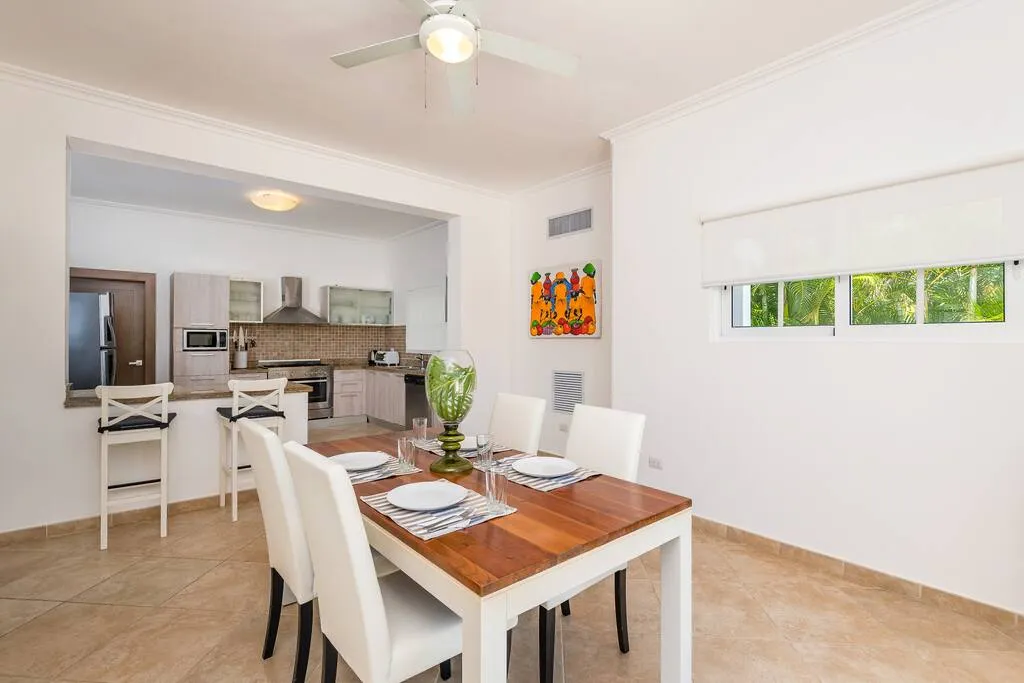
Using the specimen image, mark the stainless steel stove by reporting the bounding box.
[259,359,332,419]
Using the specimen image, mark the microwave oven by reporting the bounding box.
[182,328,229,351]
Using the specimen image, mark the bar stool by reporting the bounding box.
[95,382,176,551]
[217,377,287,522]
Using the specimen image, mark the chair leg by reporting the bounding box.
[218,424,226,507]
[560,600,571,617]
[159,430,168,538]
[321,635,338,683]
[506,628,513,674]
[99,434,109,551]
[293,600,313,683]
[230,423,239,522]
[439,659,452,680]
[262,568,284,659]
[614,568,629,654]
[539,606,556,683]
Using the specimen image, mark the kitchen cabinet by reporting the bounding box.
[333,369,366,418]
[174,351,228,377]
[229,279,263,323]
[365,370,405,426]
[230,372,269,381]
[321,286,393,325]
[171,273,229,328]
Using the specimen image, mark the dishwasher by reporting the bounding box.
[403,374,430,428]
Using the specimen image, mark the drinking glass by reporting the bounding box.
[412,417,428,445]
[476,433,494,470]
[485,468,508,513]
[397,437,416,469]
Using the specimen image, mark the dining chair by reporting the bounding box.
[489,392,547,455]
[95,382,176,551]
[537,404,646,683]
[282,440,517,683]
[239,419,398,683]
[217,377,287,522]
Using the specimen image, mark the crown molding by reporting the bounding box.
[0,62,507,201]
[601,0,967,142]
[388,219,449,242]
[517,161,612,196]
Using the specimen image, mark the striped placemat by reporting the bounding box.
[420,439,514,458]
[335,455,420,485]
[360,489,516,540]
[485,454,600,492]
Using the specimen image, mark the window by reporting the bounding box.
[722,261,1012,338]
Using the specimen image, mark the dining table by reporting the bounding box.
[307,432,694,683]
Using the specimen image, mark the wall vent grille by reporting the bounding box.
[548,209,592,238]
[552,371,584,414]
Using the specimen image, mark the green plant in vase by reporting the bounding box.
[424,350,477,474]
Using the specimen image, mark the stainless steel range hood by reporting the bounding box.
[262,277,325,325]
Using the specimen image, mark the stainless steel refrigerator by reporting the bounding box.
[69,292,117,389]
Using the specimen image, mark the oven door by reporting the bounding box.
[294,377,332,419]
[182,328,228,351]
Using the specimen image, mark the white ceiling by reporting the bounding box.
[3,0,919,192]
[68,151,442,240]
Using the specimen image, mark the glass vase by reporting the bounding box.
[424,350,476,474]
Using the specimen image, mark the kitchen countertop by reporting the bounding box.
[64,382,312,408]
[230,359,427,376]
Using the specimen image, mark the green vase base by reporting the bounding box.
[429,453,474,474]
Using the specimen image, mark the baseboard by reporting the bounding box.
[694,516,1022,630]
[0,488,260,545]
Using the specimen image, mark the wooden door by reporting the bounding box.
[70,268,156,385]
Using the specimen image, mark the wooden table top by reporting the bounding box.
[307,432,692,596]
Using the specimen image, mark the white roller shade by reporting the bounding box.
[701,159,1024,287]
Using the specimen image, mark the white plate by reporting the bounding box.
[512,456,579,479]
[330,451,390,472]
[387,481,469,512]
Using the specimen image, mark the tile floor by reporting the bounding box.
[0,427,1021,681]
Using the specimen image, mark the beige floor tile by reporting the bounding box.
[66,607,243,683]
[694,636,819,683]
[0,552,140,601]
[0,598,59,637]
[558,576,660,636]
[720,542,848,590]
[748,581,896,646]
[694,577,781,639]
[936,649,1024,683]
[70,557,219,607]
[0,551,53,586]
[150,521,263,561]
[228,537,270,563]
[0,602,150,678]
[562,626,657,683]
[793,643,983,683]
[162,561,268,613]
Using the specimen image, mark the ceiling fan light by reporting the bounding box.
[248,189,301,212]
[420,14,476,64]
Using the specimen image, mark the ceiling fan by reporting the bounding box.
[331,0,579,111]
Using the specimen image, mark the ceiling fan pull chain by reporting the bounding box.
[424,51,428,110]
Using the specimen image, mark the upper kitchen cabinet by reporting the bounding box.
[321,286,393,325]
[171,273,229,328]
[229,279,263,323]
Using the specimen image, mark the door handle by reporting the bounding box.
[128,360,143,367]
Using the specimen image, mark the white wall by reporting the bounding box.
[510,169,612,454]
[0,67,511,533]
[390,222,448,352]
[610,0,1024,614]
[69,200,393,381]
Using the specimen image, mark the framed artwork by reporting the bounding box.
[529,261,601,338]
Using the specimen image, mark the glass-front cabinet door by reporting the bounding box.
[358,289,392,325]
[322,286,392,325]
[229,279,263,323]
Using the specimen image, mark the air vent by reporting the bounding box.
[548,209,592,238]
[552,371,584,414]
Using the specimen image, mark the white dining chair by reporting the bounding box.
[239,419,398,683]
[217,377,286,522]
[537,404,646,683]
[489,392,547,455]
[282,440,517,683]
[95,382,176,551]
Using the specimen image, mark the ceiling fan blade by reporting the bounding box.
[397,0,438,20]
[478,29,579,77]
[331,34,421,69]
[447,62,475,115]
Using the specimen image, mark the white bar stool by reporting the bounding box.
[95,382,176,551]
[217,377,287,522]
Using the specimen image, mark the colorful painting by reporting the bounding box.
[529,261,600,338]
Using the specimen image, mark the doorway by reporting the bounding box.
[69,268,156,386]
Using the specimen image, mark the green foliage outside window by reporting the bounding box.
[924,264,1004,323]
[851,271,917,325]
[784,278,835,326]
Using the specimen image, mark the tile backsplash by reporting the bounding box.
[231,324,406,362]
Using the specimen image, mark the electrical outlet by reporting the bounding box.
[558,423,569,433]
[647,456,663,470]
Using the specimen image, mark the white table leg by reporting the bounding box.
[461,594,507,683]
[661,512,692,682]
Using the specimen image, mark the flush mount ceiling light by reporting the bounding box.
[419,14,476,64]
[247,189,301,212]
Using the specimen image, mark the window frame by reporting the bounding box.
[719,260,1021,341]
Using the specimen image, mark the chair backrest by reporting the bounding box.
[95,382,174,429]
[227,377,287,417]
[283,441,391,683]
[564,404,646,482]
[238,419,313,603]
[489,392,547,455]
